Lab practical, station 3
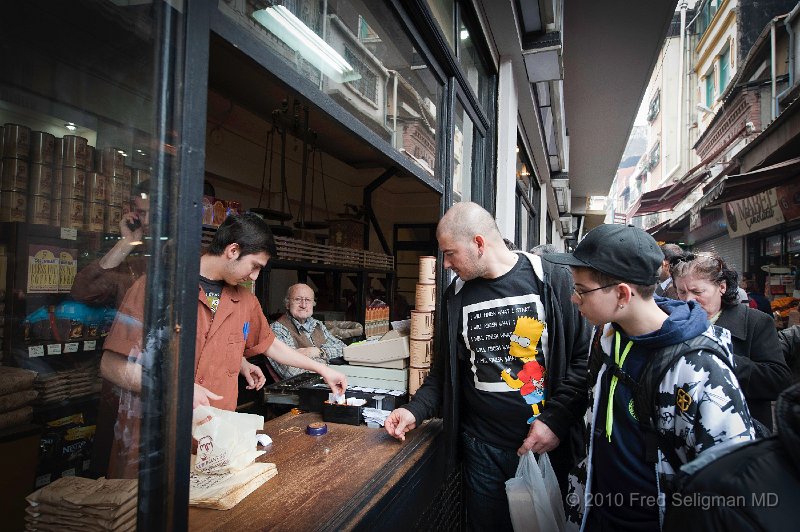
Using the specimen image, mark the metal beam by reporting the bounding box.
[363,167,397,254]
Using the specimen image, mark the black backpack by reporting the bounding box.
[588,325,766,472]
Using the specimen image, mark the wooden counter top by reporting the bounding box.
[188,412,441,531]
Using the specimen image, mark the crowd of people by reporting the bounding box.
[386,203,797,531]
[78,188,796,530]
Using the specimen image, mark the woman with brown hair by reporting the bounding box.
[671,252,791,430]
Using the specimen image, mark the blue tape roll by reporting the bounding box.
[306,422,328,436]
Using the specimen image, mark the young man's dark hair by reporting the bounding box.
[208,213,277,257]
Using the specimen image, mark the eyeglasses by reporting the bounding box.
[573,283,618,301]
[289,297,315,305]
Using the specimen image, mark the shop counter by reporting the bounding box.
[188,412,444,531]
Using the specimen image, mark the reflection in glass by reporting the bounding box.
[452,101,475,202]
[457,8,490,111]
[221,0,442,178]
[0,0,183,525]
[424,0,456,51]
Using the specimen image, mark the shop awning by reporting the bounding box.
[700,156,800,208]
[645,219,670,236]
[631,170,710,216]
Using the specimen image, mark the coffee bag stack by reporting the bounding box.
[409,256,436,395]
[25,476,137,531]
[33,359,100,405]
[0,366,38,430]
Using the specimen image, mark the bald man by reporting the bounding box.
[269,283,347,380]
[384,202,590,530]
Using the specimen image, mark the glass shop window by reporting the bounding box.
[1,1,186,529]
[219,0,444,179]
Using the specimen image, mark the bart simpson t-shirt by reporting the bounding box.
[458,255,549,449]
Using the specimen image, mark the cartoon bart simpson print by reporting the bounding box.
[501,316,547,424]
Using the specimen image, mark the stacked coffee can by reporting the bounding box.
[0,123,31,222]
[409,256,436,395]
[29,130,57,225]
[56,134,91,230]
[101,147,131,234]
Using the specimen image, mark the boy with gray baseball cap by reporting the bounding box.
[545,224,754,531]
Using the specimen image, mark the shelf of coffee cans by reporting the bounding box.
[274,236,394,271]
[201,225,393,271]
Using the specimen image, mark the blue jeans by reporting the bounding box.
[461,432,520,531]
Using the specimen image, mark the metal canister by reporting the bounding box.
[54,137,63,167]
[0,190,28,222]
[52,166,63,198]
[51,197,62,225]
[29,163,53,196]
[30,131,56,165]
[29,195,52,225]
[61,198,85,230]
[107,175,128,205]
[1,158,28,191]
[61,135,88,168]
[132,168,150,186]
[2,123,31,160]
[100,147,125,176]
[60,166,86,199]
[85,145,95,172]
[85,172,107,203]
[86,202,106,232]
[106,205,123,234]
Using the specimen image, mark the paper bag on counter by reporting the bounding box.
[189,461,278,510]
[192,405,265,474]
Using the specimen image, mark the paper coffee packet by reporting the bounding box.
[192,405,265,475]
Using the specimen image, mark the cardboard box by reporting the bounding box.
[343,330,410,364]
[347,358,408,369]
[339,365,408,390]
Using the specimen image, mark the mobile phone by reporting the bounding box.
[126,217,142,232]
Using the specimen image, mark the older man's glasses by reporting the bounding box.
[573,283,618,301]
[289,297,315,305]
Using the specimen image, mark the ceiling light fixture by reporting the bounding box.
[64,122,77,131]
[252,5,360,84]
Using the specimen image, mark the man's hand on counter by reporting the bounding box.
[194,383,223,409]
[319,366,348,396]
[240,357,266,390]
[384,408,417,441]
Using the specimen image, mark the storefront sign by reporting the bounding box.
[724,188,785,238]
[688,208,726,244]
[777,180,800,222]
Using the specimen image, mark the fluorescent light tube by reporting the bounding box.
[253,6,360,83]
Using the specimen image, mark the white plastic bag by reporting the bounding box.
[505,451,566,532]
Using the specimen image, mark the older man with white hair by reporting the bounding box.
[269,283,347,380]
